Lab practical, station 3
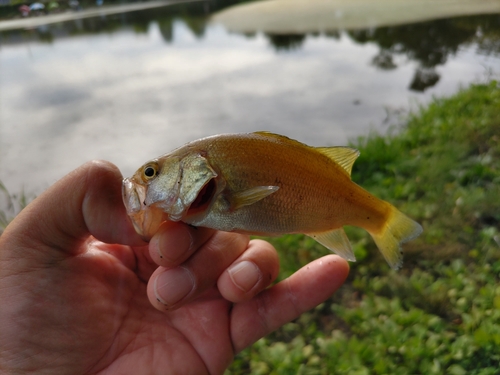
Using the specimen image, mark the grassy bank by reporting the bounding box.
[227,81,500,375]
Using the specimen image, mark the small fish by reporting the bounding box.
[122,132,422,269]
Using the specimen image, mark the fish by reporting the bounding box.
[122,132,422,269]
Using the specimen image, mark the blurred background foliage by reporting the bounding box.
[227,81,500,374]
[1,81,498,373]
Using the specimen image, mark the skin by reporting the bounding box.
[0,160,349,375]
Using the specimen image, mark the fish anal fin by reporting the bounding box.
[232,186,279,210]
[316,147,360,176]
[308,228,356,262]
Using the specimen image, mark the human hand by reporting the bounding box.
[0,161,349,375]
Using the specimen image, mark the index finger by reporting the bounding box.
[148,221,216,268]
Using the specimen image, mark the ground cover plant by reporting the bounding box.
[0,81,498,374]
[226,81,500,374]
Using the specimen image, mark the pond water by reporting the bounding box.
[0,0,499,197]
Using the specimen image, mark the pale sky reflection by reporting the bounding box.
[0,20,497,196]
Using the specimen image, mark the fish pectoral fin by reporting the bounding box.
[231,186,279,210]
[308,228,356,262]
[316,147,360,176]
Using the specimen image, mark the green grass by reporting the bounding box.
[0,182,30,234]
[227,81,500,374]
[1,81,498,374]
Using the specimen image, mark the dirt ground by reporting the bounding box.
[211,0,500,34]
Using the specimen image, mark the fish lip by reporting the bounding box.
[122,177,164,239]
[122,178,143,214]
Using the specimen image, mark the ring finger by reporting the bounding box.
[147,230,250,310]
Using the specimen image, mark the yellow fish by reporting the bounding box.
[122,132,422,269]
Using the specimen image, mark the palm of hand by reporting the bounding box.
[1,238,233,375]
[23,239,235,375]
[0,161,349,375]
[88,241,236,375]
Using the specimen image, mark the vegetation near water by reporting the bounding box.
[0,81,498,373]
[227,81,500,375]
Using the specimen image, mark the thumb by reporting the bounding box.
[1,160,145,257]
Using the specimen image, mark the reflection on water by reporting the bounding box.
[0,0,499,195]
[349,18,500,91]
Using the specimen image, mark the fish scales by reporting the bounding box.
[122,132,423,269]
[193,134,382,234]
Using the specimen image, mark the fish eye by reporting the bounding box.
[144,167,155,177]
[141,163,159,182]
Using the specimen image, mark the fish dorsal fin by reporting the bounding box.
[316,146,360,176]
[232,186,280,210]
[253,132,360,176]
[308,228,356,262]
[253,131,280,137]
[253,131,305,145]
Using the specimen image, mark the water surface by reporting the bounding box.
[1,1,499,196]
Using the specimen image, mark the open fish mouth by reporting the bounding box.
[122,178,166,240]
[121,174,218,239]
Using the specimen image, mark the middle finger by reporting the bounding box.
[147,229,250,310]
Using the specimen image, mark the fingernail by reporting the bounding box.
[154,267,194,307]
[157,225,193,262]
[228,260,261,292]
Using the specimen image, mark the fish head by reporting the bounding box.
[122,153,218,240]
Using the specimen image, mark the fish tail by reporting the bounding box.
[369,206,422,270]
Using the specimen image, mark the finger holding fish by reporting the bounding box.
[148,221,215,267]
[218,239,279,303]
[147,228,279,310]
